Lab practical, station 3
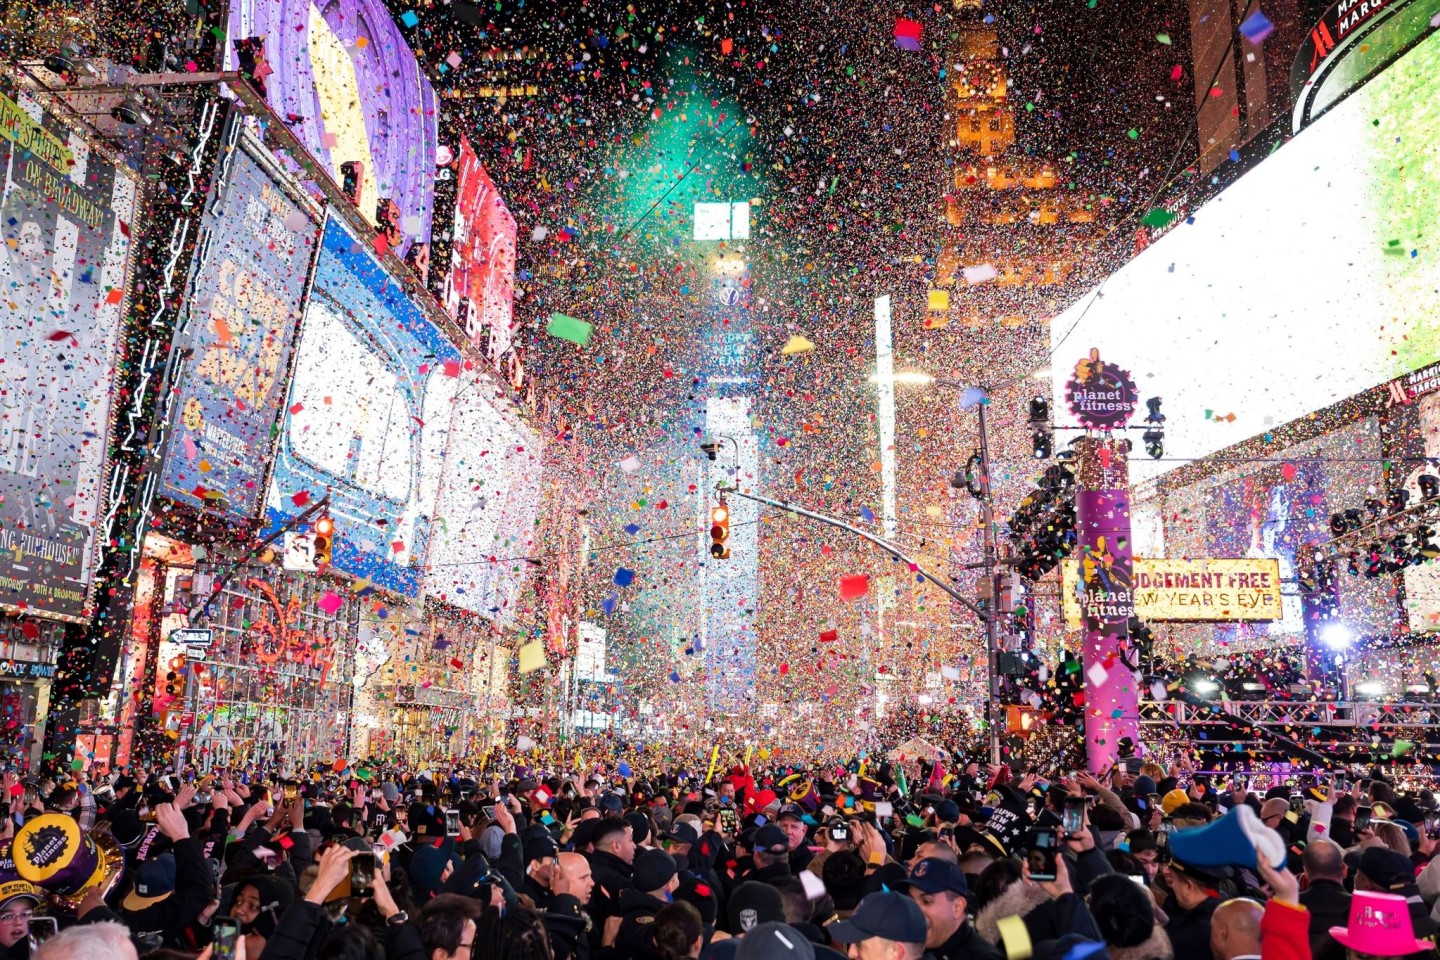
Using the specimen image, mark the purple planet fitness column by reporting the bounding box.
[1074,436,1140,773]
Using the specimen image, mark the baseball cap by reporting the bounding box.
[896,857,969,897]
[1358,846,1418,892]
[754,824,789,855]
[828,891,928,945]
[663,821,700,846]
[737,923,817,960]
[122,853,177,911]
[1160,789,1191,817]
[776,803,806,823]
[934,800,960,823]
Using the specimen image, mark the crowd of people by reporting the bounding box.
[0,750,1437,960]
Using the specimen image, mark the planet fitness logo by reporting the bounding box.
[24,824,69,868]
[1066,349,1138,430]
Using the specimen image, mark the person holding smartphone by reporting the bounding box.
[0,881,42,959]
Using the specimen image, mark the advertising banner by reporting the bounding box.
[266,214,461,597]
[424,367,542,620]
[1061,557,1284,626]
[1074,436,1140,773]
[226,0,438,251]
[161,123,320,520]
[0,79,137,622]
[443,136,517,360]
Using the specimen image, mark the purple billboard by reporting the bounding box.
[226,0,438,253]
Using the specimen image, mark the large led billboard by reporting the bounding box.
[161,122,320,520]
[227,0,438,251]
[0,79,137,622]
[1051,28,1440,482]
[266,214,460,596]
[424,369,542,622]
[442,137,517,361]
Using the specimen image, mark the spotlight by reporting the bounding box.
[1388,489,1411,514]
[1142,429,1163,460]
[1354,680,1385,699]
[1420,474,1440,501]
[1031,429,1052,460]
[1144,397,1165,424]
[1365,497,1384,518]
[1192,678,1219,695]
[1343,509,1363,532]
[110,93,153,127]
[1319,621,1354,651]
[1364,544,1384,578]
[1330,513,1348,536]
[43,52,80,83]
[1346,551,1360,577]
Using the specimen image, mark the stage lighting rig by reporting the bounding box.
[1315,471,1440,576]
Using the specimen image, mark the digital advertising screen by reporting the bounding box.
[161,123,320,520]
[0,79,137,622]
[266,214,461,597]
[442,136,517,360]
[1051,28,1440,482]
[1155,417,1394,649]
[227,0,438,251]
[424,368,542,621]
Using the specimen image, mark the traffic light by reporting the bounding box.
[162,655,185,699]
[1143,397,1165,460]
[710,503,731,560]
[313,515,335,566]
[1028,397,1052,460]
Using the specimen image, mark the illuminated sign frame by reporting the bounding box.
[1062,557,1284,625]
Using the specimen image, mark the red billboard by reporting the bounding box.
[442,137,517,361]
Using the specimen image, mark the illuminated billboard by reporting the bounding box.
[424,370,542,621]
[161,122,320,520]
[442,136,517,360]
[266,214,460,596]
[1051,28,1440,483]
[0,79,137,622]
[226,0,438,250]
[1061,558,1283,627]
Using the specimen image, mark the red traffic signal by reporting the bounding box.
[710,505,730,560]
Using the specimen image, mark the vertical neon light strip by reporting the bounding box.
[875,296,897,541]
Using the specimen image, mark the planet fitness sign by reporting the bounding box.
[1066,349,1138,430]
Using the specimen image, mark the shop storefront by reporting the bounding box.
[188,562,355,773]
[0,615,64,772]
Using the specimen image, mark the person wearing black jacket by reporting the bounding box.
[112,802,213,951]
[257,845,426,960]
[898,857,1003,960]
[1162,859,1227,960]
[740,826,793,887]
[611,851,681,960]
[589,817,638,947]
[1298,840,1350,960]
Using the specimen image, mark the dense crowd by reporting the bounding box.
[2,748,1437,960]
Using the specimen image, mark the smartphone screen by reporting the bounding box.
[718,807,738,835]
[1062,798,1085,835]
[1155,828,1168,849]
[481,804,496,820]
[212,917,240,960]
[445,808,461,837]
[350,852,376,897]
[1288,793,1304,813]
[1355,805,1373,832]
[27,917,58,950]
[1028,829,1058,882]
[1425,813,1440,839]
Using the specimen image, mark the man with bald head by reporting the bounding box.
[1210,899,1264,960]
[545,852,599,960]
[560,851,596,905]
[1299,839,1350,960]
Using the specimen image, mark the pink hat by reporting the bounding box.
[1330,891,1433,956]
